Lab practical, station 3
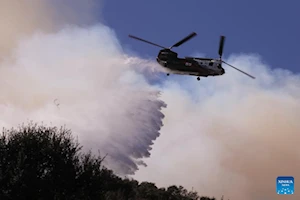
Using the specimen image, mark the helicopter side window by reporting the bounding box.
[209,62,213,66]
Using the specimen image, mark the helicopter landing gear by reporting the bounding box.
[167,73,170,76]
[197,77,200,81]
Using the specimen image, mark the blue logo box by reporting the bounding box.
[277,176,294,195]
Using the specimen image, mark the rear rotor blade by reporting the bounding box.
[170,32,197,49]
[222,61,255,79]
[219,36,225,57]
[129,35,167,49]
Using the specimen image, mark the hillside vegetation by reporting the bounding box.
[0,123,224,200]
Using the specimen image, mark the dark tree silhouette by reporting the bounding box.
[0,123,222,200]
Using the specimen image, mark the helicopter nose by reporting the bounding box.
[221,68,225,74]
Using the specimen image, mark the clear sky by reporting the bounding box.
[103,0,300,73]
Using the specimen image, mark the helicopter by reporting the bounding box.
[128,32,255,81]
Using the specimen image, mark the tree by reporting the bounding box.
[0,123,107,199]
[0,123,222,200]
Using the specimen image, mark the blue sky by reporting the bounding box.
[102,0,300,73]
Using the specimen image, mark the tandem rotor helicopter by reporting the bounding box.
[128,32,255,81]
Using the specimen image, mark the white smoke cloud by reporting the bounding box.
[0,24,166,175]
[133,54,300,200]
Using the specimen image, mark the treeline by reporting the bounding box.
[0,123,222,200]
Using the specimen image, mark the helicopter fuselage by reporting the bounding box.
[128,32,255,80]
[156,49,225,77]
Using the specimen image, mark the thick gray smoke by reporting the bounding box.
[0,0,102,60]
[134,54,300,200]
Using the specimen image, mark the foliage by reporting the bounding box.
[0,123,222,200]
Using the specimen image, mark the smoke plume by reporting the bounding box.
[0,1,166,175]
[134,54,300,199]
[0,0,102,60]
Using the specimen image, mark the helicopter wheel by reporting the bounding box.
[167,73,170,76]
[197,77,200,81]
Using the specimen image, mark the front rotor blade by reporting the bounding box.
[129,35,167,49]
[170,32,197,49]
[222,61,255,79]
[219,36,225,57]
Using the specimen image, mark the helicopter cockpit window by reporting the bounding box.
[160,52,168,56]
